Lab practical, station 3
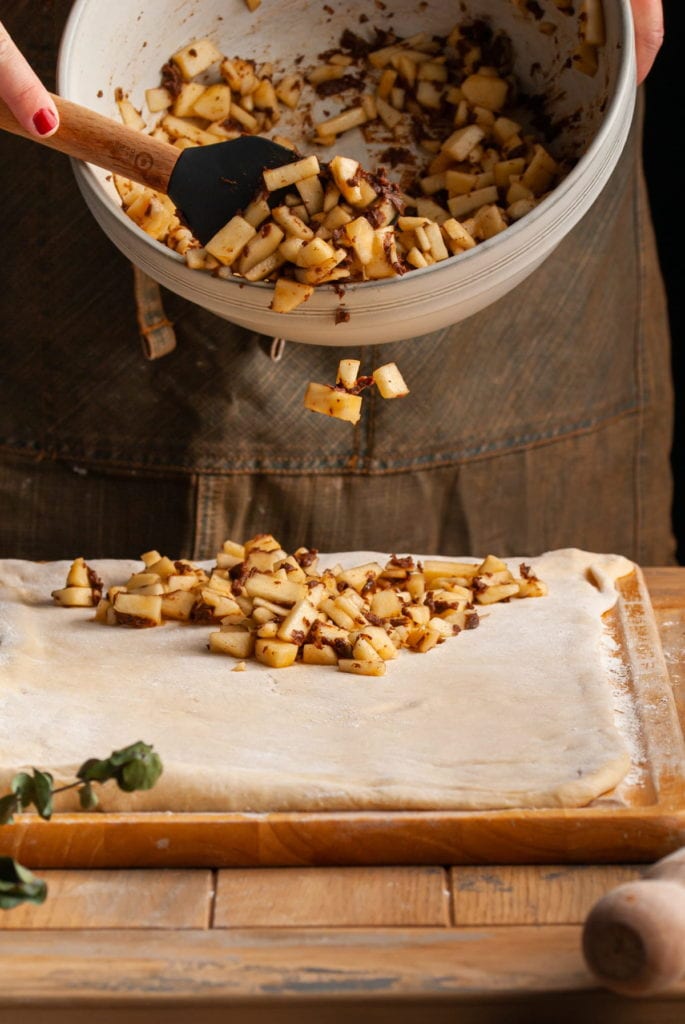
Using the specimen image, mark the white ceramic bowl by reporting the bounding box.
[58,0,635,346]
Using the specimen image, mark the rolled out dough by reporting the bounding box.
[0,548,633,812]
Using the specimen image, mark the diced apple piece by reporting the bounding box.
[376,95,403,129]
[343,217,376,265]
[336,359,361,390]
[271,278,314,314]
[272,206,314,240]
[517,576,549,598]
[94,598,116,625]
[125,572,162,590]
[116,95,145,131]
[192,83,232,121]
[461,73,508,111]
[521,145,559,196]
[296,176,325,215]
[172,38,223,81]
[294,237,336,268]
[242,252,286,282]
[303,383,362,425]
[205,216,256,267]
[275,74,304,109]
[244,574,307,606]
[302,644,338,666]
[329,155,363,205]
[238,224,285,275]
[422,560,479,583]
[441,218,477,254]
[472,204,508,240]
[356,626,398,660]
[369,589,404,619]
[337,562,384,593]
[166,573,200,592]
[51,586,96,608]
[314,106,367,139]
[145,87,172,113]
[263,156,320,192]
[255,637,299,668]
[372,363,410,400]
[294,259,349,286]
[161,589,198,621]
[474,581,520,604]
[477,555,509,575]
[145,556,176,579]
[65,557,92,589]
[209,628,256,659]
[222,539,246,559]
[338,658,386,677]
[447,186,499,219]
[161,114,217,146]
[113,592,163,627]
[441,124,485,161]
[277,599,319,643]
[172,82,206,118]
[220,57,258,95]
[412,626,445,653]
[200,589,244,619]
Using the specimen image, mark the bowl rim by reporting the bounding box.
[57,0,637,298]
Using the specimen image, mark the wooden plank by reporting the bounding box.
[0,925,683,1006]
[614,568,685,804]
[0,996,685,1024]
[1,805,683,868]
[0,923,626,998]
[652,606,685,728]
[644,567,685,609]
[214,866,449,928]
[0,870,212,930]
[450,865,643,925]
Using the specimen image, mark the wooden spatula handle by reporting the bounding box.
[0,93,179,193]
[582,848,685,996]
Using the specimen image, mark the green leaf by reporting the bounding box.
[77,742,163,793]
[76,757,117,784]
[31,770,54,820]
[10,770,54,819]
[0,794,19,826]
[108,741,152,767]
[0,858,47,910]
[78,783,99,811]
[117,749,163,793]
[11,772,34,811]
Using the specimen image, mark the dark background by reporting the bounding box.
[643,1,684,563]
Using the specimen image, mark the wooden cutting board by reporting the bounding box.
[2,567,683,868]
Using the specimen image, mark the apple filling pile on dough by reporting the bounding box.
[112,16,581,313]
[52,534,547,677]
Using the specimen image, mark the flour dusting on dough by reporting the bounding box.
[0,549,635,812]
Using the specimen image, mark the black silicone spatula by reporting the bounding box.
[0,93,298,244]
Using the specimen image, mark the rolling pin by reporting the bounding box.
[582,848,685,996]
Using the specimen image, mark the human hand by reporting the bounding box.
[631,0,664,84]
[0,21,59,136]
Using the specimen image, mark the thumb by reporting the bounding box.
[0,21,59,136]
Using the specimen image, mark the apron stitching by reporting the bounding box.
[0,402,642,477]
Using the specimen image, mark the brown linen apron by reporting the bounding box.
[0,1,675,564]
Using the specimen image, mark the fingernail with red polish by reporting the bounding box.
[33,107,58,136]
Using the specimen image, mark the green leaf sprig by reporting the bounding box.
[0,741,163,910]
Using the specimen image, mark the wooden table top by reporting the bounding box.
[0,567,683,1023]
